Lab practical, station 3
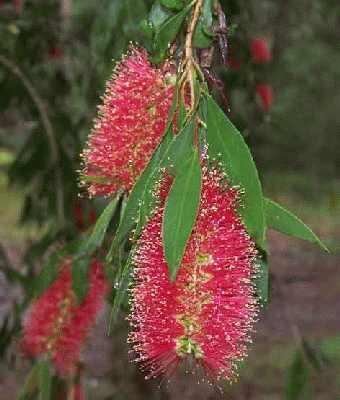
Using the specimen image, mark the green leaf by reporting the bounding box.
[192,20,214,48]
[17,363,40,400]
[160,0,184,11]
[38,360,51,400]
[149,1,173,30]
[205,95,266,248]
[264,198,329,252]
[139,19,154,39]
[72,258,91,303]
[34,239,82,298]
[107,255,132,334]
[163,148,202,280]
[153,3,193,63]
[107,128,173,261]
[193,0,214,48]
[139,119,195,230]
[254,257,269,307]
[108,85,180,257]
[285,350,311,400]
[79,194,121,256]
[34,253,60,298]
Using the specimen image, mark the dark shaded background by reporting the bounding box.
[0,1,339,399]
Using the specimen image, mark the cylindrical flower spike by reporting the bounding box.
[22,259,108,374]
[250,37,272,64]
[129,168,259,382]
[81,46,175,197]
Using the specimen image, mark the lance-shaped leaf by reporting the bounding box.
[107,127,173,260]
[139,120,195,229]
[108,85,180,258]
[107,253,133,334]
[17,363,40,400]
[34,239,82,298]
[38,360,51,400]
[79,194,121,256]
[153,3,193,63]
[254,257,269,307]
[160,0,184,11]
[72,257,91,303]
[149,1,173,30]
[163,148,202,280]
[264,198,329,252]
[193,0,214,48]
[205,95,266,248]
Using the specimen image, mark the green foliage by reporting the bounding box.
[72,257,91,303]
[254,256,269,307]
[0,0,337,398]
[34,239,82,297]
[38,360,52,400]
[17,362,41,400]
[204,95,266,249]
[79,194,121,256]
[108,128,172,258]
[163,148,202,279]
[264,198,329,252]
[192,0,214,48]
[285,350,311,400]
[160,0,185,11]
[152,3,193,62]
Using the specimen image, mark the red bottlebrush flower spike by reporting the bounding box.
[82,46,175,197]
[129,168,258,382]
[22,259,108,374]
[250,37,272,64]
[256,83,274,112]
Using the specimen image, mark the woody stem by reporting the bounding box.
[183,0,204,112]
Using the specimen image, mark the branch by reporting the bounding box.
[0,54,65,226]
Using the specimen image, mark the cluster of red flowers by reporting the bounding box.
[79,45,259,382]
[250,37,272,64]
[22,259,107,374]
[81,46,175,197]
[129,169,258,381]
[250,37,274,112]
[228,37,274,112]
[23,44,261,384]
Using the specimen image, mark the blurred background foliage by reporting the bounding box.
[0,0,339,399]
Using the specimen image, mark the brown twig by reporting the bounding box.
[181,0,204,113]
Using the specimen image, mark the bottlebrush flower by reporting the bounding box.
[256,83,274,112]
[129,168,258,382]
[21,259,108,374]
[81,46,175,197]
[250,37,272,64]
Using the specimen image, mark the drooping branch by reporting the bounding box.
[0,54,65,226]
